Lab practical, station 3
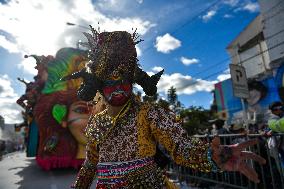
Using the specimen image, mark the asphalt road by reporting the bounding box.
[0,152,194,189]
[0,152,97,189]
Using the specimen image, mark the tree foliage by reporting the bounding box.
[167,86,177,105]
[180,106,215,135]
[157,98,170,110]
[141,86,216,135]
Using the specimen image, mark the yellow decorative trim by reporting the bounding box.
[164,177,179,189]
[137,103,156,157]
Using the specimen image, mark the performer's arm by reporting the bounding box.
[147,105,213,172]
[147,105,266,183]
[71,141,98,189]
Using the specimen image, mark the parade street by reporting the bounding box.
[0,152,96,189]
[0,152,193,189]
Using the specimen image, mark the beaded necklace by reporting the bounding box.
[100,99,132,143]
[111,99,131,125]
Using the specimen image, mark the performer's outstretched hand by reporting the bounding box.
[211,137,266,183]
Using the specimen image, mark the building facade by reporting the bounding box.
[214,0,284,126]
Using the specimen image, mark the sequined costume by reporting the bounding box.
[72,98,212,189]
[68,27,213,189]
[68,25,267,187]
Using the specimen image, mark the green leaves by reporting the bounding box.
[52,104,67,124]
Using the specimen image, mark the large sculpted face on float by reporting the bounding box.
[25,48,93,170]
[65,101,90,145]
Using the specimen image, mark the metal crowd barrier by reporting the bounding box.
[167,133,284,189]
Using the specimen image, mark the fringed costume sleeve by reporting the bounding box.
[147,105,212,172]
[71,140,98,189]
[72,114,99,189]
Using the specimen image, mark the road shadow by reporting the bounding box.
[14,158,79,189]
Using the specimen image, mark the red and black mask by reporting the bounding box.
[102,78,132,106]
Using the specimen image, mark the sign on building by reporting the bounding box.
[229,64,249,98]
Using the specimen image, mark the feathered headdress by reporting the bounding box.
[41,48,88,94]
[63,25,164,101]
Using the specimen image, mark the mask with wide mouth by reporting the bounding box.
[102,80,132,106]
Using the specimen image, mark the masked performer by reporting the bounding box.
[71,27,266,189]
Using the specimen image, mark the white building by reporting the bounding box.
[218,0,284,125]
[226,14,271,79]
[259,0,284,68]
[0,116,24,150]
[227,0,284,79]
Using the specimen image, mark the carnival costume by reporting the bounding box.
[70,27,215,189]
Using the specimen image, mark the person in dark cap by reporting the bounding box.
[70,26,266,189]
[209,119,229,135]
[267,101,284,183]
[268,101,284,132]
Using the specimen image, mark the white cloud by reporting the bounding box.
[224,14,233,18]
[152,66,164,72]
[0,0,155,74]
[217,69,231,81]
[243,2,259,13]
[96,0,143,13]
[136,70,217,97]
[0,35,20,53]
[223,0,239,7]
[156,73,216,95]
[97,0,126,12]
[133,83,145,97]
[0,75,17,98]
[0,75,23,124]
[155,33,181,53]
[17,56,37,75]
[234,2,260,13]
[202,10,217,22]
[180,57,199,66]
[99,0,119,6]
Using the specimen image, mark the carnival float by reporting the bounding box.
[16,48,91,170]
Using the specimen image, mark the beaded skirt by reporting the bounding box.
[96,157,165,189]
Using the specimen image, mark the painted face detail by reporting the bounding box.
[103,79,132,106]
[67,101,91,145]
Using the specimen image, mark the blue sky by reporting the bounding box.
[0,0,260,123]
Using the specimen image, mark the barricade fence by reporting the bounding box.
[167,133,284,189]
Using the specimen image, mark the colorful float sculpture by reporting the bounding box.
[16,48,91,170]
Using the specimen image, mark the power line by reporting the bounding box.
[171,0,220,36]
[67,2,284,83]
[65,2,235,81]
[193,28,284,79]
[163,3,284,80]
[264,28,284,41]
[263,6,284,22]
[239,38,284,65]
[183,38,284,89]
[142,0,220,55]
[191,58,230,78]
[173,2,245,75]
[262,0,284,15]
[142,1,262,79]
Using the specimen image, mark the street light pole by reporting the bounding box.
[66,22,90,49]
[66,22,89,30]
